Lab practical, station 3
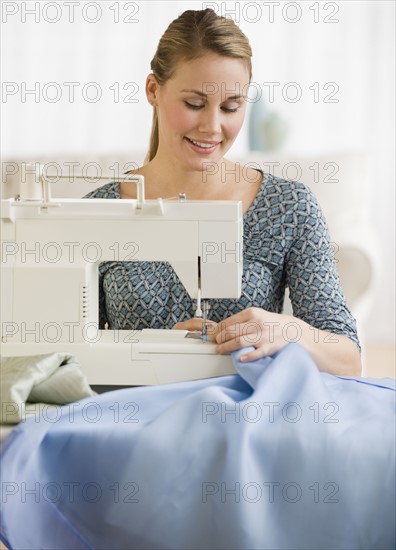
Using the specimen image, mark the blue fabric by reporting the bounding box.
[1,344,394,550]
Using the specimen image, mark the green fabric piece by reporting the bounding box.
[0,353,96,424]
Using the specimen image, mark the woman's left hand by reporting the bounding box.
[209,307,302,362]
[173,318,217,332]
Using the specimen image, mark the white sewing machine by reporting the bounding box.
[1,164,242,385]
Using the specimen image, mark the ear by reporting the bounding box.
[146,74,160,106]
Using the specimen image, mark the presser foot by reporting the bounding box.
[185,331,211,342]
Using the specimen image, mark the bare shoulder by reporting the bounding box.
[241,165,263,212]
[240,164,264,187]
[223,159,263,186]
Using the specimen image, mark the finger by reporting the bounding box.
[210,309,249,334]
[213,323,240,344]
[238,343,283,362]
[210,308,263,338]
[238,347,270,362]
[173,319,217,331]
[215,334,260,355]
[214,322,262,345]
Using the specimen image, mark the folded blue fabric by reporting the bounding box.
[1,343,395,550]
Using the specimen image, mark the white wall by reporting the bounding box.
[1,0,395,344]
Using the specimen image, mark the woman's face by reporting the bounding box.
[147,53,250,172]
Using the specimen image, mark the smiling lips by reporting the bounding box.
[185,137,221,152]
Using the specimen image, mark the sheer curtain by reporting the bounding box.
[2,0,395,343]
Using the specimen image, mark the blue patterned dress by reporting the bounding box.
[84,171,360,348]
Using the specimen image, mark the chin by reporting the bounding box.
[192,151,225,170]
[190,158,220,174]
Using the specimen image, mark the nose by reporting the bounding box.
[197,107,222,136]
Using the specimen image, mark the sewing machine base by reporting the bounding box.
[1,330,237,385]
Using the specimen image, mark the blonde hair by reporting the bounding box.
[145,8,252,163]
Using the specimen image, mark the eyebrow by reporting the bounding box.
[180,89,244,101]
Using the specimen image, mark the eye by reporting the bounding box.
[221,100,242,113]
[221,106,239,113]
[184,101,204,110]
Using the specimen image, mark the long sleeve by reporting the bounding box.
[284,187,360,350]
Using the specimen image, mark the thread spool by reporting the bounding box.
[19,163,44,201]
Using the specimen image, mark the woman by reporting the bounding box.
[85,8,361,376]
[2,10,394,550]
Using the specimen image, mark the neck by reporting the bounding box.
[142,154,236,199]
